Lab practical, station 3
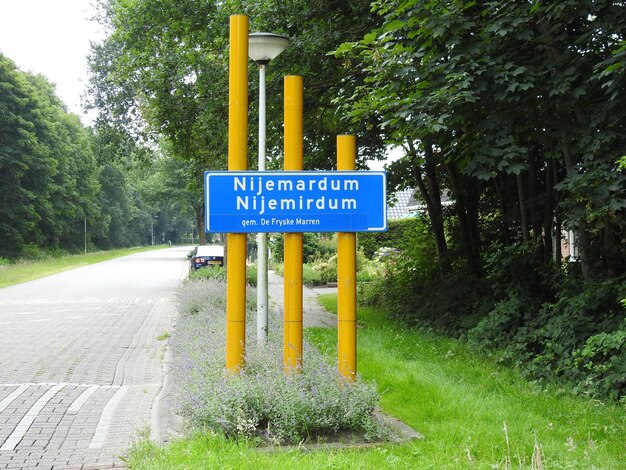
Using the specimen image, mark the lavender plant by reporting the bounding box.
[172,278,385,444]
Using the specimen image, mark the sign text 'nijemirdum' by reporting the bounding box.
[205,171,387,233]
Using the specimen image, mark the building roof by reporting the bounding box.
[387,188,454,220]
[387,188,417,220]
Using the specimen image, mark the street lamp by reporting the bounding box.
[249,32,289,344]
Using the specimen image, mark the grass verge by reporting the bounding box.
[126,295,626,469]
[0,245,168,288]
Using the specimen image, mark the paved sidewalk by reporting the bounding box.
[267,270,337,328]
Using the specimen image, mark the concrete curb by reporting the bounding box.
[150,338,184,445]
[257,411,424,453]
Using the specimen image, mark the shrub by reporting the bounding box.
[304,233,336,263]
[245,264,257,286]
[312,255,338,284]
[358,217,424,259]
[189,265,257,286]
[269,233,337,264]
[189,266,227,282]
[269,235,284,263]
[572,324,626,400]
[171,278,385,444]
[359,241,490,335]
[469,274,626,401]
[20,244,47,260]
[302,264,323,286]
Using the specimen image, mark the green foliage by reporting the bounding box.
[337,0,626,279]
[0,53,101,257]
[469,270,626,400]
[1,51,191,258]
[268,235,284,264]
[573,324,626,400]
[87,0,388,247]
[361,262,489,335]
[311,256,337,285]
[359,216,487,333]
[358,218,424,259]
[269,233,337,264]
[172,278,384,444]
[188,266,227,283]
[189,265,257,286]
[330,0,626,401]
[304,233,336,263]
[302,264,323,287]
[125,297,626,469]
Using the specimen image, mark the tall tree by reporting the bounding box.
[1,54,101,257]
[335,0,626,279]
[87,0,388,240]
[0,54,48,256]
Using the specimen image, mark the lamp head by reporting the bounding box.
[248,32,290,65]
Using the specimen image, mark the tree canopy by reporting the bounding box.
[0,52,194,258]
[0,54,101,256]
[336,0,626,280]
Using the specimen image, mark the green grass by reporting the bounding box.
[156,331,171,341]
[126,295,626,469]
[0,246,168,288]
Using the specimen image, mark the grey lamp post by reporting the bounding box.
[249,32,289,344]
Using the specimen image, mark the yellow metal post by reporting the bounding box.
[283,76,303,371]
[226,14,249,373]
[337,135,357,380]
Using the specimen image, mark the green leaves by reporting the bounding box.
[0,54,102,256]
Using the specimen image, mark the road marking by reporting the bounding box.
[15,312,35,315]
[0,297,161,305]
[67,385,100,414]
[30,319,52,322]
[0,384,30,413]
[65,316,86,319]
[0,383,65,451]
[1,382,118,388]
[89,385,128,449]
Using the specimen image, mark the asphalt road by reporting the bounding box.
[0,246,191,469]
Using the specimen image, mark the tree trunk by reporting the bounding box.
[543,159,554,263]
[562,146,592,280]
[193,203,206,245]
[603,217,617,277]
[517,173,530,242]
[540,20,592,279]
[465,177,483,276]
[447,163,483,277]
[494,176,511,246]
[408,140,450,277]
[528,151,542,239]
[528,150,545,262]
[552,158,564,266]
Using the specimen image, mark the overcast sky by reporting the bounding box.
[0,0,103,124]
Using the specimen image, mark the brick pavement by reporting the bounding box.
[0,247,190,469]
[267,269,337,328]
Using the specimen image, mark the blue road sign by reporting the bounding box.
[205,171,387,233]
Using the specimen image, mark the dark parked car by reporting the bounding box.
[188,245,225,271]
